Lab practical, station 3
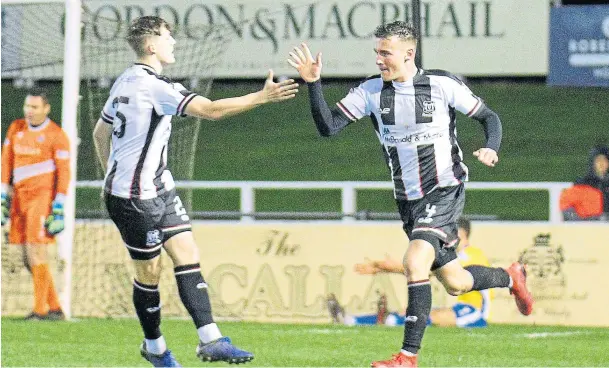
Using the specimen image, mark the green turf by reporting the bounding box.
[2,318,608,367]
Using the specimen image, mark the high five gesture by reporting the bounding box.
[287,43,322,83]
[260,69,299,103]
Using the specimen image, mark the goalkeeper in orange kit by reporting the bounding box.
[1,89,70,321]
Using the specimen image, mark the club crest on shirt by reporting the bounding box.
[422,99,435,117]
[37,135,45,143]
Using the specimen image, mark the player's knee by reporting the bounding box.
[164,231,199,266]
[134,261,162,284]
[404,239,436,279]
[445,287,464,296]
[404,257,429,279]
[443,281,469,296]
[25,244,48,266]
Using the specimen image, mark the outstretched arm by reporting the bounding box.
[307,80,352,136]
[355,255,405,275]
[184,70,298,121]
[288,43,352,137]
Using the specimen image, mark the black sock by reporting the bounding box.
[402,280,432,354]
[133,280,162,339]
[465,265,510,290]
[175,263,214,328]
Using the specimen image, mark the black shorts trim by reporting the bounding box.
[105,189,192,260]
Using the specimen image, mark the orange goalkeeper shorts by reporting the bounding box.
[8,190,55,245]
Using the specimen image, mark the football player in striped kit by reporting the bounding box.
[288,21,533,368]
[93,16,298,367]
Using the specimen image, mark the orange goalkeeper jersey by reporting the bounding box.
[1,118,70,196]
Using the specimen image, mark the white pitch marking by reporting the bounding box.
[521,331,588,339]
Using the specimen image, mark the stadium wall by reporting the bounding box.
[4,221,607,326]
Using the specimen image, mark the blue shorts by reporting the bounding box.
[452,303,487,328]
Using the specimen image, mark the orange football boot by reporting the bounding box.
[505,262,534,316]
[371,353,417,368]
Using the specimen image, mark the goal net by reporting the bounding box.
[1,0,230,318]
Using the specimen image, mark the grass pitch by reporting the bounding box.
[2,318,608,367]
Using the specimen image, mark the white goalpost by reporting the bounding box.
[57,0,82,320]
[1,0,228,319]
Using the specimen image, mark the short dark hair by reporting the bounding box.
[374,21,418,43]
[457,217,471,238]
[26,88,50,105]
[126,16,172,57]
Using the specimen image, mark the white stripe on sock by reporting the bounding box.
[145,336,167,355]
[198,323,222,344]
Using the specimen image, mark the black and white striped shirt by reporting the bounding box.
[337,69,483,200]
[100,63,198,199]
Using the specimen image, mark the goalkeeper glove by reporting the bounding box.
[1,192,9,226]
[45,200,65,235]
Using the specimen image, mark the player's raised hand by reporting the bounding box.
[473,148,499,167]
[260,69,299,103]
[287,43,322,83]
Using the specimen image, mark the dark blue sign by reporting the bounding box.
[548,5,609,87]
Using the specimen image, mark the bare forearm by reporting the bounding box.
[184,93,264,121]
[205,92,265,120]
[94,139,110,172]
[376,262,405,274]
[93,120,112,172]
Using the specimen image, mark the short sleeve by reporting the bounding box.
[149,80,198,117]
[443,77,482,117]
[337,83,369,121]
[3,123,15,147]
[100,96,115,124]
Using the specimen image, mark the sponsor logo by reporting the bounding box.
[383,132,444,144]
[422,99,435,117]
[417,204,437,224]
[196,282,208,289]
[14,144,41,156]
[146,305,161,313]
[378,107,391,115]
[146,229,162,246]
[405,315,418,323]
[568,16,609,68]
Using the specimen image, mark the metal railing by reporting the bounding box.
[77,181,572,223]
